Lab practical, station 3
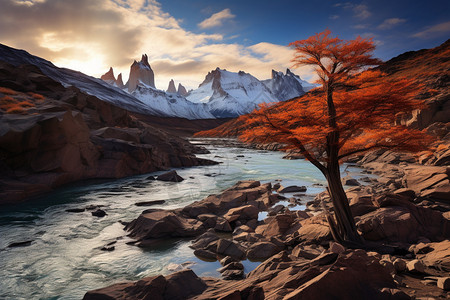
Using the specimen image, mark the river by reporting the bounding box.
[0,139,368,299]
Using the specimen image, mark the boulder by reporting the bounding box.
[437,277,450,291]
[125,210,204,240]
[278,185,307,193]
[91,209,107,217]
[83,269,206,300]
[416,240,450,272]
[216,239,246,260]
[342,176,360,186]
[156,170,184,182]
[246,242,281,260]
[223,205,258,222]
[190,230,219,250]
[135,200,165,206]
[406,259,425,274]
[357,195,450,243]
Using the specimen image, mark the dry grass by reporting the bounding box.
[0,95,35,114]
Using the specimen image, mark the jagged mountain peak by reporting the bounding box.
[177,83,188,96]
[101,67,116,82]
[167,79,176,93]
[127,53,155,91]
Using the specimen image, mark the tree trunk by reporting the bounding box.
[325,162,363,244]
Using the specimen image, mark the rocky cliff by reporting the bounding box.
[0,60,215,204]
[126,54,155,92]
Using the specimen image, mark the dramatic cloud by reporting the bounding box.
[0,0,308,90]
[412,21,450,39]
[378,18,406,30]
[198,8,235,29]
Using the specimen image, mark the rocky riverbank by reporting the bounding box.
[83,170,450,299]
[0,61,219,204]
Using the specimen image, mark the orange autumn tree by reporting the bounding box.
[240,30,433,244]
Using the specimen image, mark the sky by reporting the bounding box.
[0,0,449,90]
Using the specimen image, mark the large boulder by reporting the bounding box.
[404,165,450,202]
[83,269,206,300]
[357,195,450,243]
[125,209,204,240]
[415,240,450,272]
[247,241,281,260]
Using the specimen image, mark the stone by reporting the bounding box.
[156,170,184,182]
[83,269,206,300]
[125,210,204,239]
[216,239,246,260]
[329,242,346,254]
[91,209,107,217]
[393,258,407,273]
[221,269,245,280]
[356,195,450,243]
[291,244,324,259]
[223,205,258,222]
[8,240,33,248]
[416,240,450,272]
[66,208,85,213]
[437,277,450,291]
[135,200,165,206]
[277,185,307,193]
[246,242,280,261]
[193,249,217,260]
[342,176,360,186]
[217,262,244,273]
[190,231,219,250]
[406,259,425,274]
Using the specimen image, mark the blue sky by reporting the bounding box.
[1,0,449,89]
[162,0,449,59]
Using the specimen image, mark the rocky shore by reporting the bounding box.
[83,160,450,300]
[0,61,219,204]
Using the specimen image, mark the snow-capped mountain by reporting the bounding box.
[103,55,214,119]
[0,43,162,116]
[262,69,314,101]
[131,83,213,119]
[186,68,277,118]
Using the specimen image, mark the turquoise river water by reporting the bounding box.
[0,139,368,299]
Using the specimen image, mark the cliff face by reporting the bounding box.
[0,61,215,205]
[377,39,450,129]
[126,54,155,92]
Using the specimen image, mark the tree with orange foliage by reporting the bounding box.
[240,30,433,244]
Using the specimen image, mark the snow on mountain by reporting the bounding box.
[263,69,304,101]
[186,68,277,118]
[131,83,214,119]
[0,43,161,116]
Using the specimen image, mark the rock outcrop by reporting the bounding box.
[167,79,176,93]
[127,54,155,92]
[177,83,188,96]
[0,60,216,204]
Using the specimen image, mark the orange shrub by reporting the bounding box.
[27,92,45,100]
[0,87,17,95]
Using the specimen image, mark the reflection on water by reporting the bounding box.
[0,139,366,299]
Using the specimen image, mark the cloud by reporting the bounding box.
[198,8,235,29]
[330,15,340,20]
[0,0,309,90]
[378,18,406,30]
[412,21,450,39]
[353,4,371,20]
[334,2,371,20]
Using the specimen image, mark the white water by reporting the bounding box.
[0,139,367,299]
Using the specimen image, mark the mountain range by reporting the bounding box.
[101,56,316,118]
[0,43,315,119]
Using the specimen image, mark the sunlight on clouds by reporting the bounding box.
[0,0,314,90]
[198,8,235,29]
